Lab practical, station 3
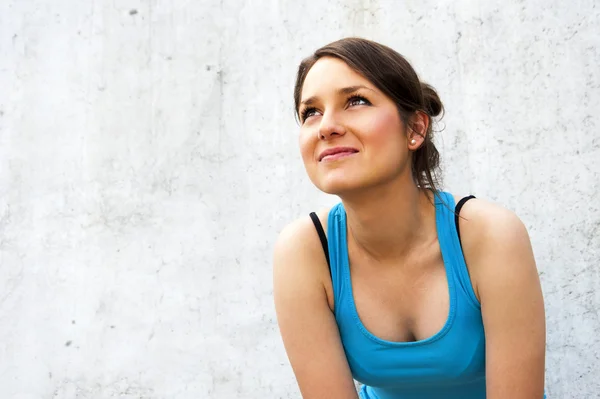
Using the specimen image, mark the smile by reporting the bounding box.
[318,146,359,162]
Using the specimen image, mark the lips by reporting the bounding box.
[318,146,359,162]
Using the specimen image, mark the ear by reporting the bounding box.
[407,111,429,151]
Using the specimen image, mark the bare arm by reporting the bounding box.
[273,217,359,399]
[461,200,546,398]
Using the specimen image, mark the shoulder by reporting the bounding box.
[454,195,529,243]
[453,195,536,300]
[272,208,333,301]
[273,207,331,264]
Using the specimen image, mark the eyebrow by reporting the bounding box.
[300,85,374,106]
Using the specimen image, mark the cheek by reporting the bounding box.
[363,109,405,152]
[298,128,316,163]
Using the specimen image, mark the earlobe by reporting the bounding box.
[407,112,429,150]
[408,136,423,151]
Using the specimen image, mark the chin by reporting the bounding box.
[311,165,407,197]
[311,174,367,196]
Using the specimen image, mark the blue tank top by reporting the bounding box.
[327,192,486,399]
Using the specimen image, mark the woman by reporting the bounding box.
[273,37,546,399]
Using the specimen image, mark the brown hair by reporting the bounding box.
[293,37,444,194]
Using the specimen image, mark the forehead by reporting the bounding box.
[301,57,373,100]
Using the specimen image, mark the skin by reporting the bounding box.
[273,56,546,398]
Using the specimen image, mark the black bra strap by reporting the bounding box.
[455,195,476,243]
[309,212,330,268]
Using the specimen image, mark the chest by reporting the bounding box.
[349,243,449,343]
[335,250,487,389]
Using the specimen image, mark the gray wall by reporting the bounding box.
[1,0,598,398]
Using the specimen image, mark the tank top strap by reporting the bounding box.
[434,192,481,309]
[327,203,352,314]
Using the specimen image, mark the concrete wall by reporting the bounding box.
[0,0,598,398]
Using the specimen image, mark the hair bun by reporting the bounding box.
[421,83,443,117]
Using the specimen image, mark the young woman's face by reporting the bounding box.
[298,57,412,196]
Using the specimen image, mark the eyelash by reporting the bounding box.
[300,94,371,122]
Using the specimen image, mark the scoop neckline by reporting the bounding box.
[340,192,457,347]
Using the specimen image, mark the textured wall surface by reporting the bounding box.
[0,0,598,398]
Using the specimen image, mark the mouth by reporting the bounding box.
[318,146,359,162]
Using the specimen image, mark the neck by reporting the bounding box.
[341,179,437,263]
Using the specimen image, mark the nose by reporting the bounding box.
[318,111,346,139]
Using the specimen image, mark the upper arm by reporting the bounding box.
[273,217,359,399]
[460,201,546,399]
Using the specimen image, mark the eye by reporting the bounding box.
[347,95,371,107]
[300,107,319,122]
